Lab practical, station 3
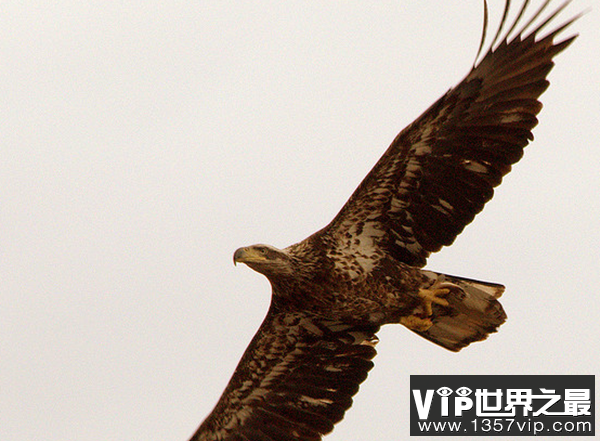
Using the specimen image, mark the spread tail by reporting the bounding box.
[415,272,507,352]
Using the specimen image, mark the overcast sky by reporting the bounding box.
[1,1,599,440]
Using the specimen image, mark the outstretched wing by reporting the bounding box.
[321,0,581,268]
[191,306,379,441]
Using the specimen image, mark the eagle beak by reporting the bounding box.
[233,248,245,266]
[233,247,264,266]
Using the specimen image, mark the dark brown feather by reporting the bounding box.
[192,307,378,441]
[323,0,580,267]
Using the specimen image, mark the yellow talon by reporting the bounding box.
[400,315,433,332]
[418,287,450,316]
[401,287,450,332]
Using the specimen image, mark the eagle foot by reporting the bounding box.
[400,315,433,332]
[418,287,450,316]
[400,287,450,332]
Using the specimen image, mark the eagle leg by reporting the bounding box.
[400,288,450,332]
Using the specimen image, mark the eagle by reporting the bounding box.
[192,1,580,440]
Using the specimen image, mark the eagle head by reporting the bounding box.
[233,244,293,277]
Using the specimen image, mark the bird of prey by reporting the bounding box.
[192,1,580,440]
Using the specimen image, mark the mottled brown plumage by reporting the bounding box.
[192,2,580,440]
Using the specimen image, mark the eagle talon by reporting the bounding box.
[400,288,450,332]
[418,287,450,316]
[400,315,433,332]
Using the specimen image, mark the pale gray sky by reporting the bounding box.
[1,1,598,440]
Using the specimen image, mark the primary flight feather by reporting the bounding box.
[192,1,581,439]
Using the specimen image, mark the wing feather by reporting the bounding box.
[321,0,580,267]
[191,307,379,441]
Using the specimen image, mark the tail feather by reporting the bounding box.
[416,272,507,352]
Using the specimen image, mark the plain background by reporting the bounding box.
[1,1,598,440]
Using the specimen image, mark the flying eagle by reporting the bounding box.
[192,1,580,440]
